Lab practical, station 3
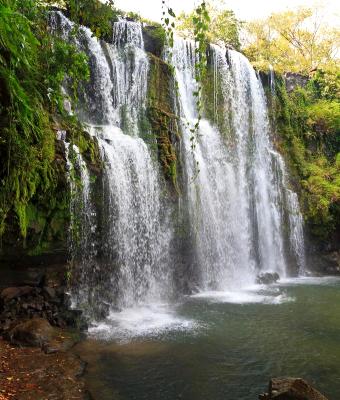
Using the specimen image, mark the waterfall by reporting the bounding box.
[171,38,305,289]
[64,141,94,262]
[95,22,172,309]
[64,141,100,313]
[51,12,305,328]
[95,126,173,309]
[274,152,306,275]
[52,12,173,316]
[171,39,256,290]
[269,65,275,96]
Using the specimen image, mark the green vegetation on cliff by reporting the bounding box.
[0,0,109,251]
[242,4,339,243]
[272,70,340,240]
[146,54,180,193]
[66,0,120,41]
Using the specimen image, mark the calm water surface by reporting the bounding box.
[75,277,340,400]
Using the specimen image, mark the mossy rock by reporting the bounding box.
[143,25,166,57]
[146,53,180,194]
[264,71,340,243]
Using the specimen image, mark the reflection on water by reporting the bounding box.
[76,278,340,400]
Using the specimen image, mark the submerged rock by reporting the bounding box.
[256,272,280,285]
[259,377,328,400]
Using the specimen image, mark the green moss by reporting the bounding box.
[146,54,180,193]
[72,128,102,170]
[143,24,166,57]
[67,0,120,42]
[0,0,90,250]
[147,107,179,192]
[271,72,340,240]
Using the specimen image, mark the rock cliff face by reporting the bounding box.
[0,136,70,270]
[259,71,340,275]
[0,24,179,284]
[0,19,335,279]
[284,72,310,93]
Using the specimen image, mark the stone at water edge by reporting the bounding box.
[259,377,329,399]
[0,283,86,331]
[256,272,280,285]
[5,317,77,354]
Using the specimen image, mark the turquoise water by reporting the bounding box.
[76,277,340,399]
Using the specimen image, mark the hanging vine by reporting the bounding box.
[161,0,176,49]
[191,1,210,146]
[162,1,210,180]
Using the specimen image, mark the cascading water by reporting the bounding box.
[64,142,98,307]
[227,48,288,277]
[51,12,305,335]
[96,126,173,309]
[171,38,305,289]
[273,152,306,274]
[51,12,173,320]
[172,39,256,290]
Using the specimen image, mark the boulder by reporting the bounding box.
[142,25,165,57]
[43,286,57,299]
[0,286,34,302]
[284,72,309,93]
[256,272,280,285]
[259,377,328,400]
[5,317,76,353]
[0,283,85,332]
[6,318,55,347]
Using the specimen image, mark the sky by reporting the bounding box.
[113,0,339,24]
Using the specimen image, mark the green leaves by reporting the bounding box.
[0,0,91,238]
[176,5,241,51]
[168,8,176,18]
[67,0,119,41]
[189,1,209,150]
[273,73,340,239]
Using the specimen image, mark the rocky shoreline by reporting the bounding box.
[0,338,88,400]
[0,266,87,348]
[259,377,328,400]
[0,264,91,399]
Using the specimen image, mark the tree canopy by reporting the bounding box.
[243,5,339,74]
[176,1,242,51]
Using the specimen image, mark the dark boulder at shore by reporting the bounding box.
[4,317,77,353]
[259,377,328,400]
[0,283,86,333]
[256,272,280,285]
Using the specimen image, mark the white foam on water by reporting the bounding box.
[190,285,294,305]
[88,303,199,340]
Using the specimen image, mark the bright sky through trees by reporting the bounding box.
[114,0,339,25]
